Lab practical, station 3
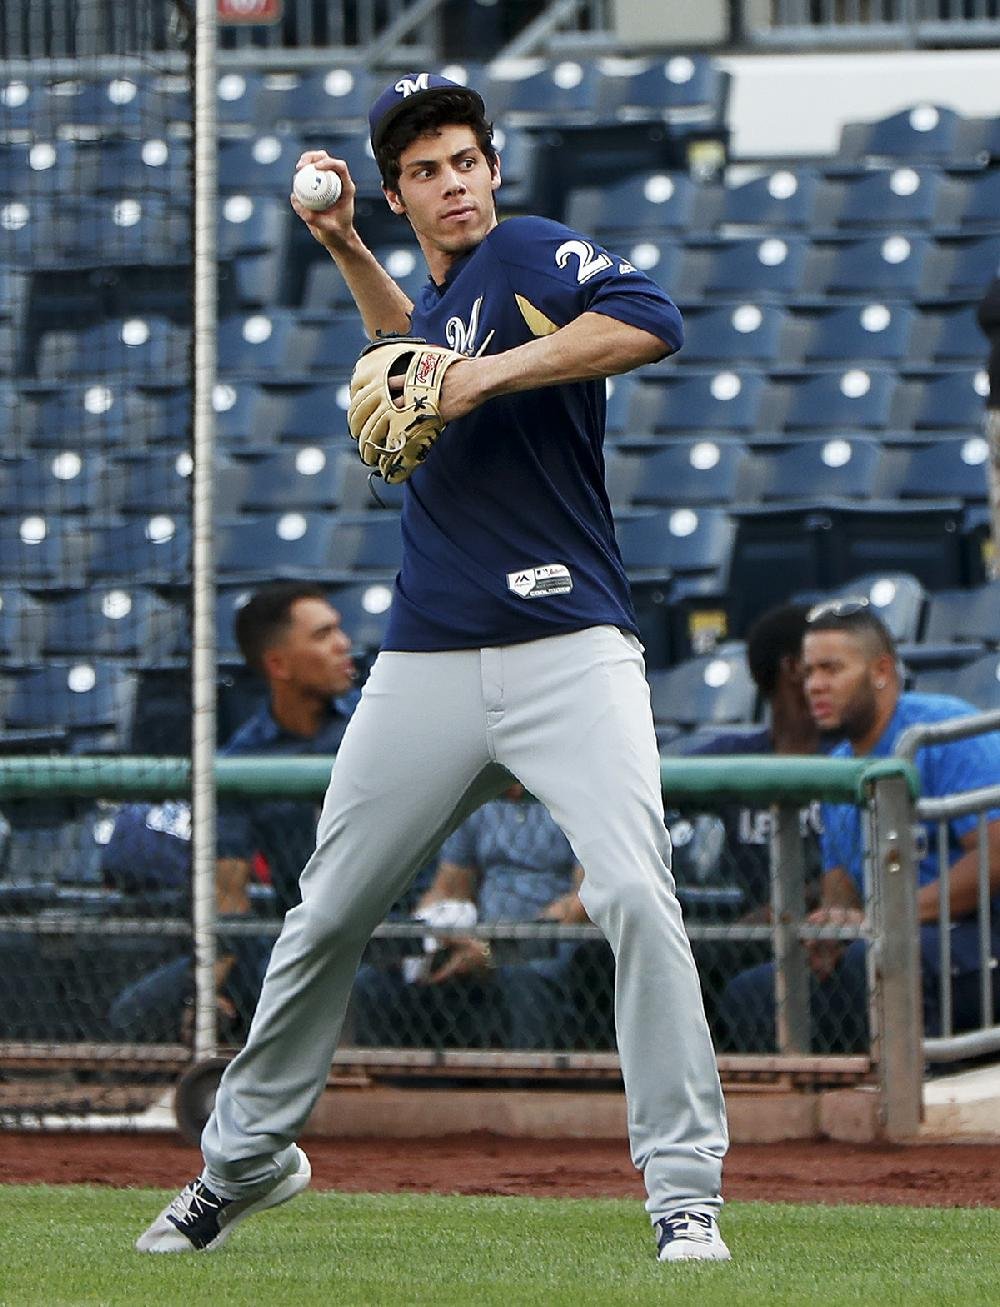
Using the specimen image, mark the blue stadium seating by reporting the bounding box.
[612,439,751,508]
[0,452,116,517]
[938,235,1000,300]
[40,588,186,665]
[107,450,248,519]
[89,517,192,584]
[215,69,266,130]
[671,304,788,366]
[920,580,1000,654]
[795,572,927,644]
[717,169,822,232]
[2,662,138,753]
[878,436,990,503]
[329,579,396,654]
[329,513,404,579]
[904,370,991,429]
[628,372,767,434]
[922,305,993,365]
[646,643,757,730]
[0,586,45,666]
[693,236,810,301]
[0,516,93,587]
[218,132,306,195]
[36,316,189,382]
[797,303,918,366]
[484,58,601,124]
[836,104,983,169]
[565,172,708,242]
[822,166,964,232]
[215,513,339,583]
[774,368,899,431]
[812,233,934,300]
[592,54,729,127]
[912,651,1000,710]
[260,65,377,132]
[238,445,347,513]
[615,506,735,591]
[742,436,886,503]
[4,808,107,886]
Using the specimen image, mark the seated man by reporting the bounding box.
[349,782,593,1051]
[718,602,1000,1053]
[106,583,359,1041]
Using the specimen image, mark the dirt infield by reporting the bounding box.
[4,1130,1000,1207]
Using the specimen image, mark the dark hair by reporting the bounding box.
[234,582,330,675]
[375,89,497,191]
[804,600,896,659]
[744,603,812,698]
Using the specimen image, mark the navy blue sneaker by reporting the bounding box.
[135,1146,311,1252]
[656,1209,731,1262]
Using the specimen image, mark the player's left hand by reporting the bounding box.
[348,335,464,483]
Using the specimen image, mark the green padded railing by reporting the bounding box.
[0,754,919,805]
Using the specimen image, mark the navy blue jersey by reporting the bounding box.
[383,215,683,651]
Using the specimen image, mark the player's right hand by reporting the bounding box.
[290,150,356,245]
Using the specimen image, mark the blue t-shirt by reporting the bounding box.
[821,692,1000,897]
[438,796,578,922]
[384,215,684,651]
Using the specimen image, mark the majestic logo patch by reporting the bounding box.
[507,563,573,599]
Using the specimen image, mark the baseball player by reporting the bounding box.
[136,73,730,1264]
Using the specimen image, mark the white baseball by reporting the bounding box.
[293,163,342,211]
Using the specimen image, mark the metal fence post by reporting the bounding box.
[869,773,922,1139]
[771,801,810,1053]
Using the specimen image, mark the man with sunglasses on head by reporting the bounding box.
[718,599,1000,1052]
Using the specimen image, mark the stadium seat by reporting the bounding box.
[0,75,43,137]
[921,305,993,366]
[107,450,249,518]
[878,436,990,503]
[30,75,162,137]
[35,316,189,382]
[5,808,107,886]
[716,168,822,233]
[488,124,543,211]
[836,104,982,168]
[0,586,45,666]
[211,381,288,449]
[670,304,788,367]
[921,580,1000,654]
[217,195,288,259]
[329,579,396,655]
[614,239,683,294]
[593,54,729,127]
[629,372,767,434]
[774,368,899,431]
[646,643,757,730]
[937,235,1000,301]
[614,439,751,508]
[304,316,371,372]
[89,516,192,584]
[261,65,377,131]
[0,451,116,517]
[73,137,191,197]
[278,381,351,443]
[2,662,138,753]
[955,169,1000,233]
[0,516,93,587]
[796,572,927,644]
[812,233,933,300]
[330,513,404,579]
[217,310,305,379]
[215,513,339,583]
[912,651,1000,711]
[565,172,708,242]
[615,506,735,591]
[484,58,600,124]
[797,303,918,366]
[904,370,991,430]
[238,445,347,513]
[215,69,266,130]
[692,236,811,301]
[741,437,886,504]
[821,166,964,232]
[218,132,306,195]
[0,140,81,196]
[41,588,186,665]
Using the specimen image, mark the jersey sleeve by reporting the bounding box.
[489,215,683,352]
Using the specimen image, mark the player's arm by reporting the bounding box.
[538,864,590,925]
[916,819,1000,923]
[416,858,478,910]
[439,311,667,423]
[291,150,413,339]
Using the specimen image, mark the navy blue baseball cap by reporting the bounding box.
[368,71,486,154]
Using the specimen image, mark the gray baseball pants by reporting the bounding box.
[201,625,728,1222]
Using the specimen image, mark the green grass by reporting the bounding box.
[2,1188,998,1307]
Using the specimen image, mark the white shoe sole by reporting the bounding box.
[659,1238,732,1263]
[135,1146,312,1253]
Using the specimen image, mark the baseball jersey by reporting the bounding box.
[821,692,1000,897]
[383,214,684,651]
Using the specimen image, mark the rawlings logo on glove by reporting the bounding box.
[347,335,463,484]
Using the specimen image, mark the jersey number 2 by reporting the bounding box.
[556,239,613,284]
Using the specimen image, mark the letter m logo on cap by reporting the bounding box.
[394,73,430,98]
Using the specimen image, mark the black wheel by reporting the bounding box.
[174,1056,229,1145]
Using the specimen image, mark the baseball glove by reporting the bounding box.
[347,335,463,484]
